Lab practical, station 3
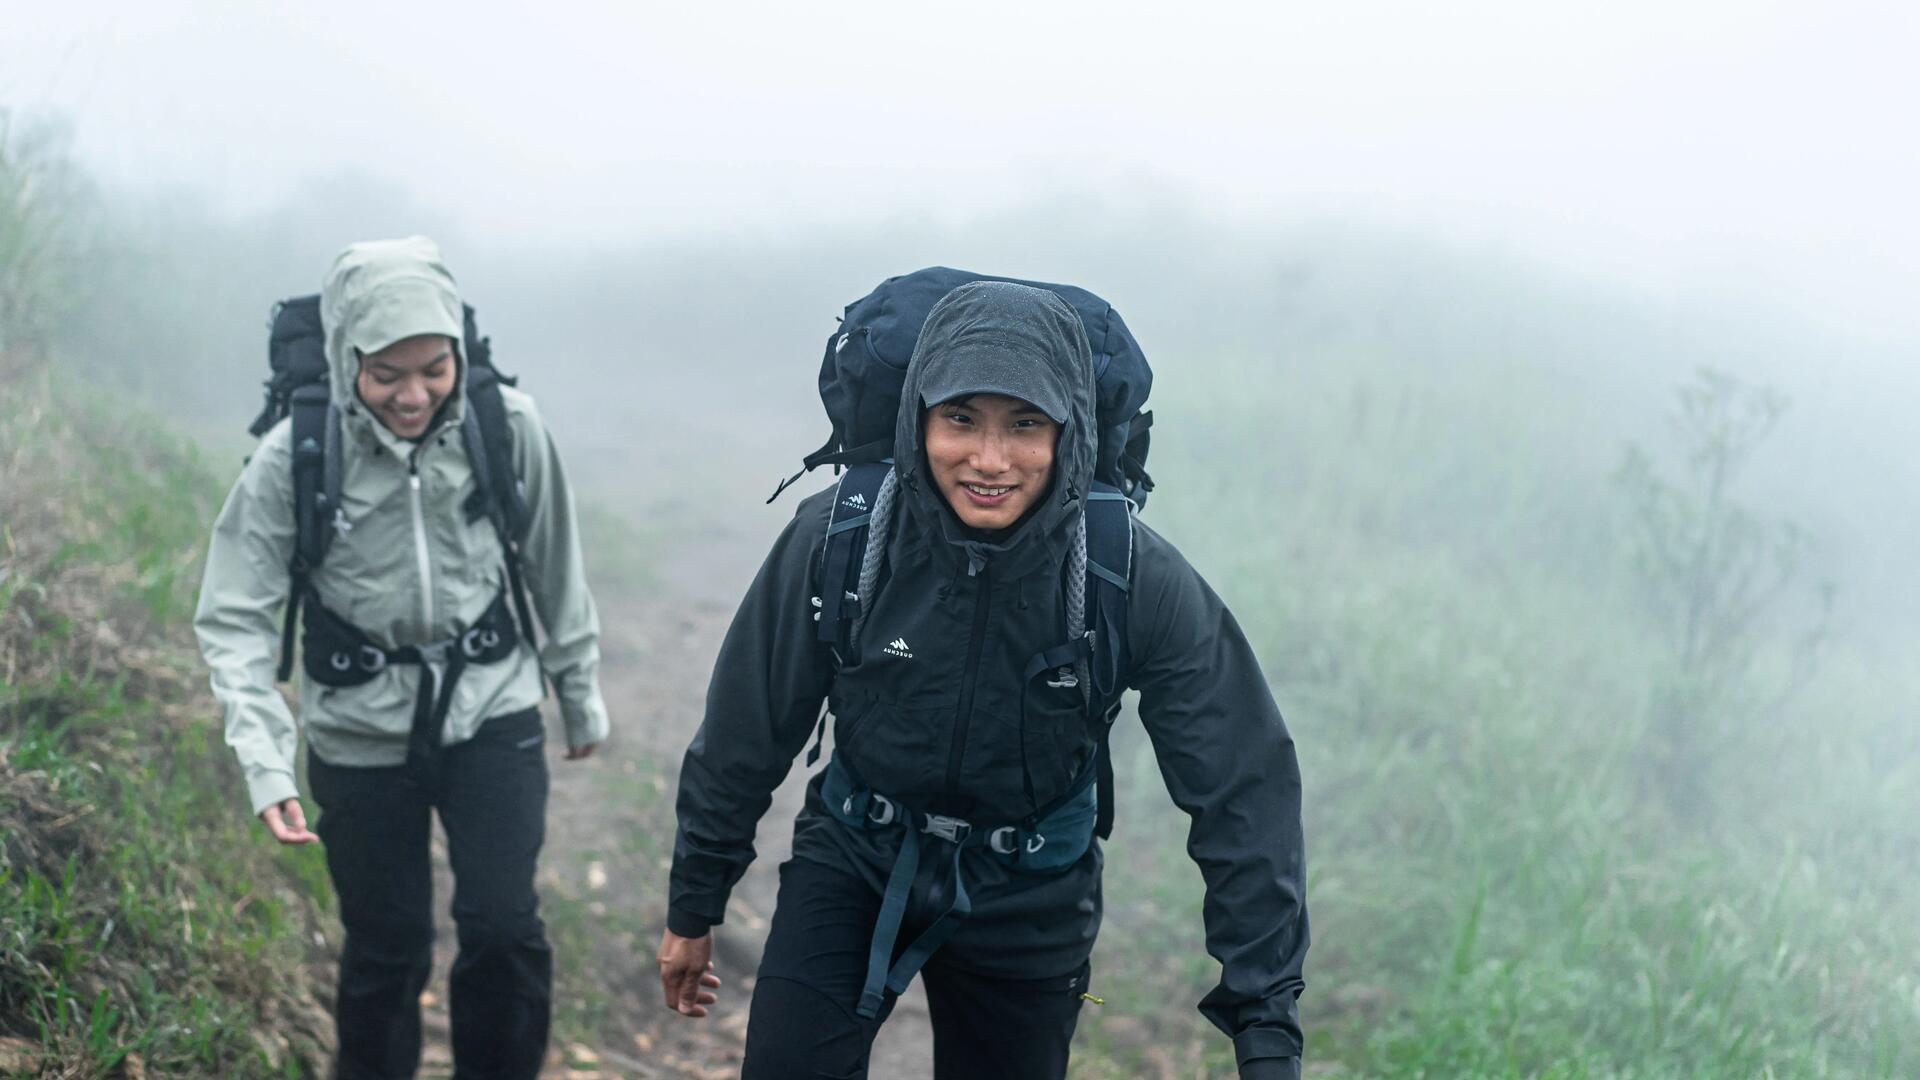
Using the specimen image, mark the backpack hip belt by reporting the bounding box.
[820,752,1099,1019]
[301,589,521,785]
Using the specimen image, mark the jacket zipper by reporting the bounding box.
[407,451,436,635]
[943,566,993,809]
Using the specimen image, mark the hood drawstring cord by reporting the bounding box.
[962,541,992,578]
[1066,511,1091,706]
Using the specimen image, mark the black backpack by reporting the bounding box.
[247,295,538,682]
[771,266,1155,505]
[786,267,1154,838]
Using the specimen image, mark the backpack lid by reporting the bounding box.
[803,267,1152,500]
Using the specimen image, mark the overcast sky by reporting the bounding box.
[5,1,1917,337]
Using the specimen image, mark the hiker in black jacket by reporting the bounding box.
[658,281,1307,1079]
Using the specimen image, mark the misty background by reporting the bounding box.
[4,2,1918,1076]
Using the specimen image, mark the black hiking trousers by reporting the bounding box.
[742,855,1091,1080]
[308,707,552,1080]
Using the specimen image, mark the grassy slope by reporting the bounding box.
[0,370,335,1078]
[1071,352,1919,1078]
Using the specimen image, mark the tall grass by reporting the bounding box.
[1,370,337,1077]
[1075,350,1920,1077]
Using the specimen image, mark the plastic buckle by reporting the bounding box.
[921,814,971,844]
[988,826,1018,855]
[461,627,489,659]
[417,640,453,665]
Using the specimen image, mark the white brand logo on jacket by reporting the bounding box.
[883,637,913,659]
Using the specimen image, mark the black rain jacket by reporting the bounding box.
[668,283,1308,1067]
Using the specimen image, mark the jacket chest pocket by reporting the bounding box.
[1019,675,1096,801]
[830,695,878,751]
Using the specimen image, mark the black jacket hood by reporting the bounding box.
[892,281,1097,577]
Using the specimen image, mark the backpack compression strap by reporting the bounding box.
[279,388,342,682]
[767,432,894,504]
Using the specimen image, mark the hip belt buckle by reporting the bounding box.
[921,814,971,844]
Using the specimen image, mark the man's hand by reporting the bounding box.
[260,798,320,845]
[657,929,722,1017]
[565,741,599,761]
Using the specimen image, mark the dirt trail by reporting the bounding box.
[411,511,933,1078]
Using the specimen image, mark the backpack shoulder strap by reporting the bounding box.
[460,360,541,655]
[1083,482,1135,838]
[1083,483,1133,700]
[460,359,528,539]
[801,461,891,767]
[816,462,892,657]
[279,388,341,681]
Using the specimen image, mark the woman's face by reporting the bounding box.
[922,393,1061,532]
[356,334,457,440]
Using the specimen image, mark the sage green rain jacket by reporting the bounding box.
[194,236,610,816]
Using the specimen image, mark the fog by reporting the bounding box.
[7,1,1920,336]
[6,5,1919,1074]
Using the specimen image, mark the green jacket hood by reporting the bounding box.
[893,280,1097,574]
[320,236,467,441]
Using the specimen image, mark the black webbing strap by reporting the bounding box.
[279,389,337,682]
[768,435,892,503]
[394,643,467,788]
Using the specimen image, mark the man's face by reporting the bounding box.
[922,393,1060,532]
[355,334,457,440]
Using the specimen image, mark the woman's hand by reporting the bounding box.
[259,798,320,845]
[657,929,722,1017]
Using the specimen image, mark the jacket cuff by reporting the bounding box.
[1233,1027,1304,1066]
[666,906,717,938]
[1239,1057,1300,1080]
[246,769,301,818]
[561,690,610,749]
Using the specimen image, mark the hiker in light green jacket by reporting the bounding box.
[194,236,609,1080]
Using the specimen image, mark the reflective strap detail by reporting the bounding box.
[826,513,873,537]
[1086,558,1129,592]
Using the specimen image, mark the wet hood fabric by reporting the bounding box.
[892,281,1097,575]
[320,236,468,446]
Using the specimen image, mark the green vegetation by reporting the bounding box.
[0,372,336,1077]
[7,95,1915,1078]
[1074,353,1919,1077]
